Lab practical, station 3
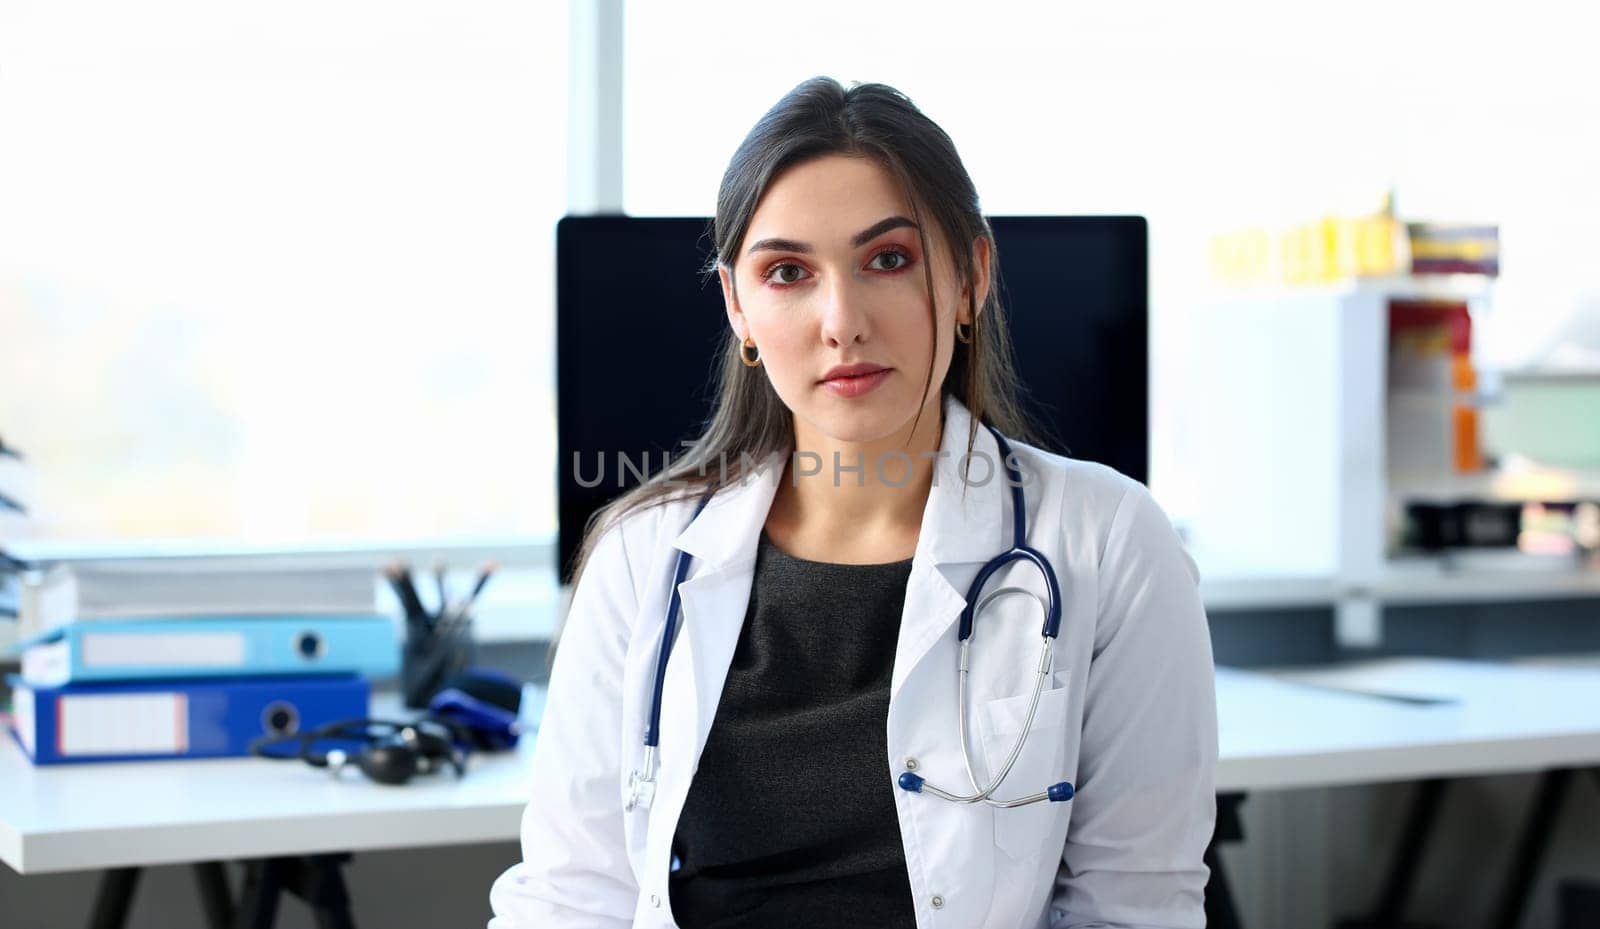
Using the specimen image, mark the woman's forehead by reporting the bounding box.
[744,154,919,249]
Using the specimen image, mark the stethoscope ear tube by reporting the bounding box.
[958,428,1064,641]
[957,547,1063,641]
[631,488,717,813]
[644,529,700,750]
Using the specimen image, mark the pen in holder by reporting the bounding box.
[388,559,497,710]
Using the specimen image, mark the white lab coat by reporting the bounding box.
[489,393,1217,929]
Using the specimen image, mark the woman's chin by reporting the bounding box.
[800,397,926,447]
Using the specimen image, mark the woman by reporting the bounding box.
[489,77,1216,929]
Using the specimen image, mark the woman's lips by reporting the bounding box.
[820,368,892,398]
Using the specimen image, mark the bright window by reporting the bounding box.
[0,0,568,555]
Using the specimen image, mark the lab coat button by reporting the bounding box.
[931,894,944,909]
[904,757,919,771]
[650,893,660,908]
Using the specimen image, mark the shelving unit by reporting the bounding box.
[1375,553,1600,605]
[0,445,23,660]
[1388,465,1600,505]
[1182,276,1600,640]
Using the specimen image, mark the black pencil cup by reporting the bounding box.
[401,616,476,709]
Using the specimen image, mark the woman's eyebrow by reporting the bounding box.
[745,215,919,257]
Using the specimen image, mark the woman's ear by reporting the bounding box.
[964,235,993,323]
[719,263,746,339]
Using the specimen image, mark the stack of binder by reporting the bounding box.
[7,564,399,765]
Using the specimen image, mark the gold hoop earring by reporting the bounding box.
[955,321,974,345]
[739,336,762,367]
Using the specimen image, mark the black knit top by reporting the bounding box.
[667,529,918,928]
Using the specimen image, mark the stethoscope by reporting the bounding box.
[624,424,1075,814]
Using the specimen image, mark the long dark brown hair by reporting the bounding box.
[557,76,1044,643]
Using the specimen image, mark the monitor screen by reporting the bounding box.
[555,215,1147,581]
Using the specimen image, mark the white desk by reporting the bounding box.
[6,660,1600,929]
[1216,657,1600,792]
[1212,657,1600,929]
[7,660,1600,876]
[0,693,543,876]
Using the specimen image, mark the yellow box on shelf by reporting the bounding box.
[1207,196,1408,287]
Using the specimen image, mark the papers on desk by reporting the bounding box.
[14,562,379,643]
[1269,664,1463,706]
[1270,656,1600,707]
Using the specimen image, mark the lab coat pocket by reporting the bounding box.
[977,684,1072,861]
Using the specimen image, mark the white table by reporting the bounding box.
[1211,657,1600,929]
[1,693,543,876]
[6,661,1600,927]
[1,691,545,929]
[1216,657,1600,792]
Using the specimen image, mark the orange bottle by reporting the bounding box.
[1453,351,1482,473]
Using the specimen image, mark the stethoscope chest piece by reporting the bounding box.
[626,771,655,812]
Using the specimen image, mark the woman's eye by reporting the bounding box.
[762,249,911,286]
[871,249,911,272]
[765,263,807,285]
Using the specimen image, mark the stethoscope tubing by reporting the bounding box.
[629,423,1075,813]
[643,489,711,751]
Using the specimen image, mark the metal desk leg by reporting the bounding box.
[234,854,357,929]
[1339,777,1449,929]
[193,861,233,929]
[1205,792,1247,929]
[1490,767,1576,929]
[235,859,284,929]
[298,854,356,929]
[87,867,141,929]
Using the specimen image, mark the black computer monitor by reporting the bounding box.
[555,215,1147,581]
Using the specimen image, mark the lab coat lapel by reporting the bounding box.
[644,457,785,881]
[662,454,786,773]
[666,394,1011,713]
[647,396,1009,855]
[890,396,1010,929]
[891,394,1009,703]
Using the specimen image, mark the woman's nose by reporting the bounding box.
[819,273,868,347]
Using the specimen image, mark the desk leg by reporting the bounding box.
[1339,777,1449,929]
[234,854,357,929]
[235,859,284,929]
[193,862,233,929]
[1489,767,1576,929]
[1205,792,1247,929]
[87,867,141,929]
[299,854,356,929]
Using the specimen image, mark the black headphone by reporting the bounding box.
[251,716,469,786]
[249,669,524,785]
